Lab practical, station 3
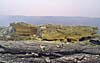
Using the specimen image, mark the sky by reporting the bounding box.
[0,0,100,17]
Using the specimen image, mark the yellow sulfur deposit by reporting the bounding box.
[10,22,37,36]
[9,22,98,42]
[37,24,98,42]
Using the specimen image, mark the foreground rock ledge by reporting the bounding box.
[0,41,100,63]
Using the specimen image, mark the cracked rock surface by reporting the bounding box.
[0,41,100,63]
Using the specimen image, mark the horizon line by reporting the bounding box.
[0,15,100,19]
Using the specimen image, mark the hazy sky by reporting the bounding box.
[0,0,100,17]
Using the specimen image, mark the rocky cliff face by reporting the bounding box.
[0,22,99,42]
[37,24,98,42]
[10,22,38,36]
[0,22,100,63]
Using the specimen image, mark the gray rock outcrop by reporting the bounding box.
[0,41,100,63]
